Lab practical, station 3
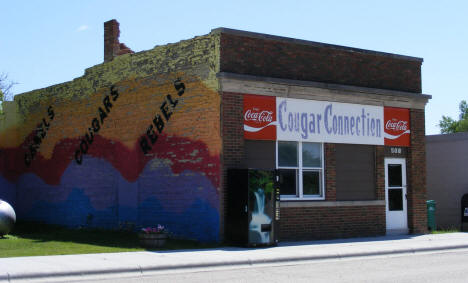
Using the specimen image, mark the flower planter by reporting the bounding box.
[139,233,167,248]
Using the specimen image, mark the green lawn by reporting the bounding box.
[430,229,460,234]
[0,222,219,258]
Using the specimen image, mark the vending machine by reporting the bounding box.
[226,169,280,247]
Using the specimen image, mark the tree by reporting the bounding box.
[439,100,468,133]
[0,73,16,102]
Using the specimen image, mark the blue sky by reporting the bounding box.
[1,1,467,135]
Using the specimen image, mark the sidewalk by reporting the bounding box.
[1,233,467,282]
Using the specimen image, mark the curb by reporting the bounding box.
[2,244,468,282]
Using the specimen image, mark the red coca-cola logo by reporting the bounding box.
[385,119,408,131]
[244,109,273,123]
[243,94,276,141]
[384,107,410,147]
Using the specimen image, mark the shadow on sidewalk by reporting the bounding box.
[279,234,423,247]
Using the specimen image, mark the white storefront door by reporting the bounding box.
[385,158,408,234]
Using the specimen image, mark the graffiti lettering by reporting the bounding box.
[25,106,55,167]
[140,79,185,154]
[75,85,119,165]
[174,79,185,96]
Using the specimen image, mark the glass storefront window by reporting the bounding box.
[302,143,321,168]
[278,141,298,167]
[303,170,320,195]
[277,141,324,199]
[278,169,297,196]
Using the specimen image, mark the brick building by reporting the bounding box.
[0,20,430,242]
[426,133,468,230]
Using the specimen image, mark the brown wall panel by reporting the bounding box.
[242,140,276,169]
[335,144,376,200]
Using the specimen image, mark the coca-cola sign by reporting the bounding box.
[243,94,276,140]
[384,107,411,147]
[385,120,409,132]
[244,110,274,123]
[276,97,384,145]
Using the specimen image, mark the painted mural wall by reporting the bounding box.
[0,34,222,242]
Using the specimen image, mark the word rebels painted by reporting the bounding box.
[24,106,55,166]
[140,79,185,154]
[74,86,119,164]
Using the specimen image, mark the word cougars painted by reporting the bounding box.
[74,86,119,164]
[24,106,55,166]
[140,79,186,154]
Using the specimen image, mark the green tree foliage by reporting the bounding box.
[439,100,468,133]
[0,73,16,114]
[0,74,14,100]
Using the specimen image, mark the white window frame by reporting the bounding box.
[276,141,325,200]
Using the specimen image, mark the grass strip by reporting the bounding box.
[0,222,219,258]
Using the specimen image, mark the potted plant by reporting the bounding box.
[138,225,168,248]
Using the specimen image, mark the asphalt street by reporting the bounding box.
[74,249,468,283]
[1,233,468,283]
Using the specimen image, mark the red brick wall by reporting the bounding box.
[104,19,133,62]
[280,205,386,240]
[325,143,337,201]
[104,20,119,62]
[220,32,422,93]
[221,92,388,240]
[1,31,224,242]
[376,146,386,201]
[221,91,245,239]
[407,109,428,233]
[281,143,386,240]
[218,30,427,238]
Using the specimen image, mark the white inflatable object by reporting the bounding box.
[0,199,16,236]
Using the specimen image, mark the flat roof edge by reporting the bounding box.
[217,72,432,100]
[426,132,468,142]
[211,27,424,63]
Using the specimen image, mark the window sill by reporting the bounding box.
[280,200,385,208]
[280,197,325,201]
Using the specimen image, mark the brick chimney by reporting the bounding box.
[104,19,134,62]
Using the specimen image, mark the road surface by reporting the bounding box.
[69,249,468,283]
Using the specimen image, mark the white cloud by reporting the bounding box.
[76,25,89,32]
